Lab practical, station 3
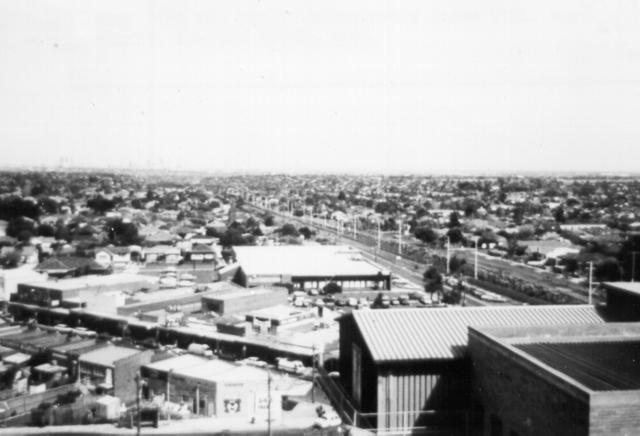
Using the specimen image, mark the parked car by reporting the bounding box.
[244,356,268,368]
[187,343,213,357]
[276,357,304,374]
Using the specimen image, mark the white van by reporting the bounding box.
[276,357,304,374]
[187,343,213,357]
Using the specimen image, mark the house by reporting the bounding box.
[184,244,217,263]
[94,246,132,269]
[144,230,177,245]
[143,245,181,264]
[78,344,153,404]
[35,256,109,278]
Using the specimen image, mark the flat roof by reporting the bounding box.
[21,274,158,292]
[175,359,238,382]
[233,245,389,278]
[79,345,143,367]
[349,305,608,362]
[517,341,640,391]
[247,304,307,320]
[202,287,282,302]
[603,281,640,297]
[51,339,98,353]
[144,354,211,373]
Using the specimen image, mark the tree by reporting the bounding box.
[87,196,115,215]
[6,217,36,239]
[0,251,21,268]
[37,224,55,237]
[414,226,438,244]
[448,212,461,228]
[617,233,640,280]
[595,257,622,281]
[220,229,249,246]
[323,282,342,294]
[279,223,300,237]
[105,219,140,245]
[554,206,566,223]
[446,227,464,244]
[423,266,443,301]
[449,255,467,275]
[298,227,312,240]
[264,215,275,226]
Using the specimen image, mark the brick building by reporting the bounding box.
[78,344,153,404]
[469,323,640,436]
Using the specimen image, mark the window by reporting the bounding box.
[352,344,362,404]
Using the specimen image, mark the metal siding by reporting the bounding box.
[352,305,606,362]
[378,372,443,433]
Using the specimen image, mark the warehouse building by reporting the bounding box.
[201,286,288,316]
[13,274,158,310]
[338,305,609,433]
[141,354,281,419]
[233,245,391,290]
[469,323,640,436]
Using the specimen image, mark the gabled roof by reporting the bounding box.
[349,305,608,362]
[36,256,106,272]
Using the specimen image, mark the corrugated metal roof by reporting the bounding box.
[351,305,607,362]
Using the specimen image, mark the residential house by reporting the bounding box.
[94,246,132,270]
[143,245,181,264]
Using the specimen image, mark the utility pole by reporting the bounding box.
[446,236,451,275]
[311,344,317,403]
[377,220,381,252]
[353,217,357,240]
[474,238,479,280]
[135,371,141,436]
[588,261,593,305]
[167,368,173,423]
[632,252,639,282]
[398,218,402,255]
[267,368,272,436]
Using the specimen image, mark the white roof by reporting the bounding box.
[21,274,158,292]
[234,245,388,277]
[79,345,143,367]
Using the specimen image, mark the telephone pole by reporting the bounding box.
[588,261,593,305]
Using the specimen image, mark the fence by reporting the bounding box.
[4,383,79,417]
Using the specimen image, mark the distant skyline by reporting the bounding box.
[2,1,640,174]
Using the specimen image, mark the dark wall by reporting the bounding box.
[469,332,589,436]
[606,289,640,321]
[338,314,378,415]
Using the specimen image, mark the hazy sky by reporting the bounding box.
[1,0,640,174]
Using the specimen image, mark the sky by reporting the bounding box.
[1,0,640,174]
